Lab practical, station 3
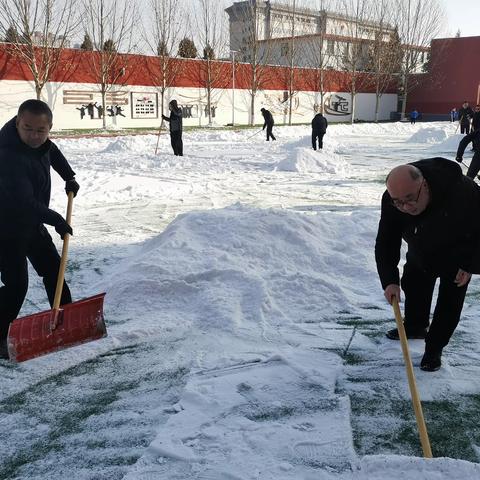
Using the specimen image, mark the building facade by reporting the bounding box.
[0,44,397,130]
[406,36,480,118]
[226,0,427,73]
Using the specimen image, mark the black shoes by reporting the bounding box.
[0,339,9,360]
[420,350,442,372]
[386,326,427,340]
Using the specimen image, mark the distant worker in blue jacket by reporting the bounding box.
[450,107,458,122]
[410,109,419,125]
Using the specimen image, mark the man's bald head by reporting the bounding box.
[386,164,429,215]
[386,164,422,190]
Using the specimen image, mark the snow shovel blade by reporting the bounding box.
[7,293,107,363]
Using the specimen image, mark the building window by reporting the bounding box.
[281,42,289,56]
[327,39,334,54]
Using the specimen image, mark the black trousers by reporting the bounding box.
[266,124,276,141]
[401,262,468,353]
[461,122,471,134]
[466,152,480,179]
[312,131,325,150]
[170,131,183,156]
[0,226,72,339]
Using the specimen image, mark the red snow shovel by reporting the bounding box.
[6,192,107,362]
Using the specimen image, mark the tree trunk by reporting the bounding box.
[250,91,255,126]
[102,90,107,130]
[374,92,380,123]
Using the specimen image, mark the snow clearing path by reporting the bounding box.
[1,122,480,479]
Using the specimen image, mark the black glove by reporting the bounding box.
[65,178,80,197]
[456,156,463,163]
[55,218,73,239]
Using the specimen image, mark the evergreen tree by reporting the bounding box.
[4,26,18,43]
[103,39,116,52]
[203,44,215,60]
[422,50,431,73]
[455,29,461,38]
[157,41,168,56]
[80,33,94,50]
[178,37,197,58]
[388,27,403,73]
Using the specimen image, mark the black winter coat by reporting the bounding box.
[457,129,480,156]
[261,110,274,127]
[472,111,480,131]
[375,157,480,289]
[0,117,75,238]
[459,106,474,124]
[312,114,328,133]
[162,107,183,133]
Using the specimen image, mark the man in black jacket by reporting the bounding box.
[0,99,79,358]
[260,108,276,141]
[375,158,480,371]
[456,128,480,179]
[472,105,480,132]
[162,99,183,156]
[458,101,474,134]
[311,112,328,150]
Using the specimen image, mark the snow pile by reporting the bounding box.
[357,455,480,480]
[406,127,449,144]
[103,204,379,333]
[276,147,347,174]
[429,133,465,153]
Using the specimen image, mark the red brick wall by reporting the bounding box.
[0,43,397,94]
[407,36,480,114]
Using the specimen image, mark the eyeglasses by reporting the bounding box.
[391,181,424,209]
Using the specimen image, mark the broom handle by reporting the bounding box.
[154,119,165,155]
[392,298,433,458]
[52,191,74,311]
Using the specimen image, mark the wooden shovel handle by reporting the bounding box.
[392,298,433,458]
[52,191,74,312]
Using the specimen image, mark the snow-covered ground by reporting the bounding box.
[2,121,480,479]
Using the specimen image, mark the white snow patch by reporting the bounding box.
[276,147,347,174]
[406,127,449,144]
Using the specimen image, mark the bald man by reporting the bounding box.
[375,157,480,371]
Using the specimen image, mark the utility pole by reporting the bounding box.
[231,50,238,126]
[288,0,296,125]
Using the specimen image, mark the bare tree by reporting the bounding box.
[0,0,78,100]
[302,0,336,116]
[142,0,185,123]
[367,0,402,122]
[277,0,298,125]
[340,0,375,124]
[195,0,228,125]
[82,0,138,129]
[232,1,278,125]
[395,0,446,119]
